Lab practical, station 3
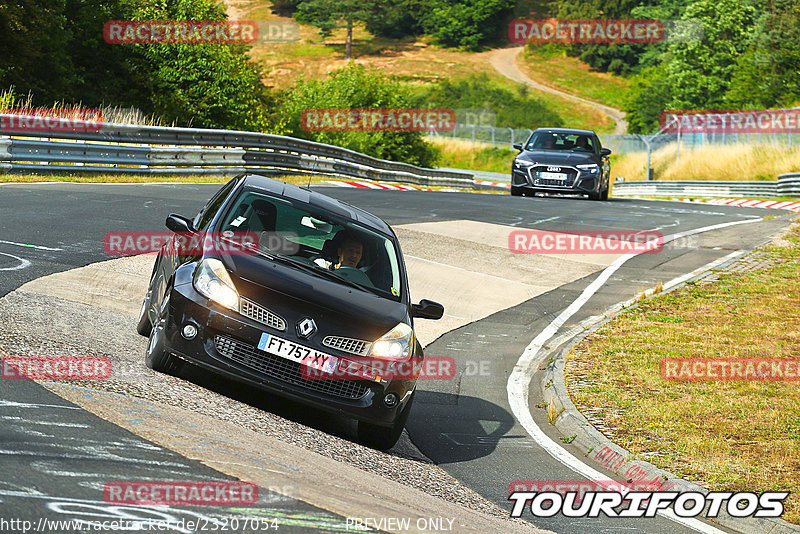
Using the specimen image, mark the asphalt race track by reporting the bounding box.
[0,181,794,534]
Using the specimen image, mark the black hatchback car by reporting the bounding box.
[511,128,611,200]
[136,174,444,450]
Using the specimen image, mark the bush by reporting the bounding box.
[421,0,515,49]
[410,73,564,129]
[279,64,440,167]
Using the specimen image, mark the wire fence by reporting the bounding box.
[429,126,800,154]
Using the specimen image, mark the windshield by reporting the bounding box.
[525,132,596,153]
[218,190,402,300]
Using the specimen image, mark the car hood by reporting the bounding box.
[218,252,408,342]
[516,150,596,166]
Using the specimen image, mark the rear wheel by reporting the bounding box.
[357,391,415,451]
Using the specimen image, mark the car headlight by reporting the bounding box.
[514,159,535,169]
[193,258,239,310]
[577,164,600,174]
[370,323,414,360]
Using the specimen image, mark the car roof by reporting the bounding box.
[533,127,596,136]
[240,174,393,236]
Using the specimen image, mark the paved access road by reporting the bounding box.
[1,182,793,534]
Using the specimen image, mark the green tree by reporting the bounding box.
[623,64,674,133]
[421,0,514,49]
[295,0,380,59]
[279,63,440,166]
[665,0,757,109]
[725,0,800,108]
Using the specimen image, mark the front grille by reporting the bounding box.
[239,298,286,331]
[214,335,370,400]
[322,336,371,357]
[529,166,577,188]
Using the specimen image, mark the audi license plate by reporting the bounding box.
[257,333,338,374]
[539,171,568,181]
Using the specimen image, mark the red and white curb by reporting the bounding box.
[475,180,511,189]
[320,180,464,192]
[676,198,800,213]
[321,180,430,191]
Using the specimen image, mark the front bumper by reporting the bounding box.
[511,165,600,194]
[162,280,416,427]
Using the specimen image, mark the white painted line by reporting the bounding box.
[0,239,63,251]
[507,217,761,534]
[0,251,31,271]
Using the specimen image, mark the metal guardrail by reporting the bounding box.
[0,114,474,188]
[778,173,800,196]
[612,180,782,198]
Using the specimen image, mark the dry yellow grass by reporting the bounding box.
[429,137,515,173]
[612,143,800,182]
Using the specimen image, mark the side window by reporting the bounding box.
[594,135,603,153]
[193,177,239,230]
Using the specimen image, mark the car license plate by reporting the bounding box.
[257,333,338,374]
[539,171,568,180]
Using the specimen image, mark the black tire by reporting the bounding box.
[136,292,152,337]
[144,295,183,375]
[588,190,602,201]
[357,391,415,451]
[510,187,524,196]
[601,188,609,201]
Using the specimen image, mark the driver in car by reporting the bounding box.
[336,235,363,269]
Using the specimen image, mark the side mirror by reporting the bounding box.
[411,299,444,320]
[165,213,195,233]
[600,148,612,156]
[512,142,523,151]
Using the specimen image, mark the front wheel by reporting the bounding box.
[357,391,415,451]
[144,295,183,375]
[510,186,524,197]
[136,292,152,337]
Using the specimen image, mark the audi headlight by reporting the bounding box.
[193,258,239,310]
[370,323,414,360]
[514,159,535,169]
[577,163,600,174]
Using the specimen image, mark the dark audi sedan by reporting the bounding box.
[511,128,611,200]
[136,174,444,450]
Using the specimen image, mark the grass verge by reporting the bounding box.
[565,219,800,524]
[519,48,630,110]
[429,138,515,174]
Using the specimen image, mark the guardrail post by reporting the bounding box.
[491,127,495,145]
[509,127,514,146]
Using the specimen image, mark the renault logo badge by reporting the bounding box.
[296,318,316,338]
